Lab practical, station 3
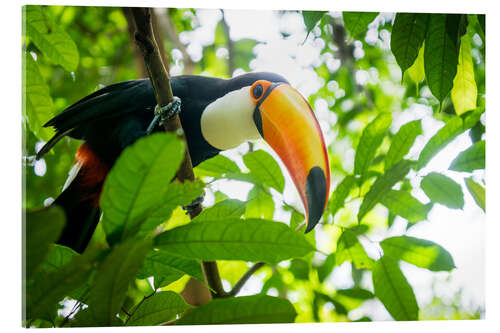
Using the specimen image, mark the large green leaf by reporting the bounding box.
[26,251,93,321]
[342,12,379,38]
[354,112,392,179]
[84,239,152,326]
[302,11,327,37]
[381,236,455,271]
[380,190,431,223]
[327,176,357,218]
[449,140,485,172]
[25,206,65,280]
[127,291,191,326]
[138,250,204,289]
[358,160,415,221]
[465,178,485,212]
[243,150,285,192]
[417,116,465,170]
[24,6,79,71]
[424,14,461,102]
[391,13,429,73]
[23,52,55,142]
[372,256,419,321]
[155,218,314,264]
[421,172,464,209]
[385,120,422,171]
[451,34,477,115]
[100,133,185,244]
[195,154,241,177]
[193,199,246,222]
[176,295,297,325]
[336,229,374,269]
[245,186,274,220]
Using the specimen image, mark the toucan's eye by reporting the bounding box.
[253,84,263,99]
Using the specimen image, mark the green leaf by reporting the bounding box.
[24,6,79,71]
[176,295,297,325]
[233,38,258,72]
[327,176,357,218]
[385,120,422,171]
[477,14,485,40]
[424,14,460,102]
[342,12,379,39]
[23,52,55,142]
[380,190,431,223]
[391,13,429,73]
[358,160,415,222]
[243,150,285,192]
[26,252,93,321]
[465,178,485,212]
[289,259,310,280]
[381,236,455,271]
[193,199,246,222]
[336,229,373,269]
[127,291,191,326]
[100,133,185,244]
[337,287,374,300]
[316,253,336,282]
[354,112,392,179]
[25,206,65,280]
[245,186,274,220]
[302,11,327,37]
[449,140,485,172]
[407,44,425,84]
[421,172,464,209]
[417,116,465,170]
[85,239,152,326]
[372,256,419,321]
[138,250,204,289]
[155,218,314,264]
[39,244,78,273]
[71,308,123,327]
[139,180,204,236]
[196,154,241,177]
[451,34,477,115]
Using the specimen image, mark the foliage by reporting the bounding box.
[23,5,484,327]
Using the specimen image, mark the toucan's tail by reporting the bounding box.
[54,143,109,253]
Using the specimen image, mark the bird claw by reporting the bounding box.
[146,96,182,134]
[182,192,205,211]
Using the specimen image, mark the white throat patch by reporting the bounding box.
[200,86,262,150]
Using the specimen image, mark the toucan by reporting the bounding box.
[36,72,330,253]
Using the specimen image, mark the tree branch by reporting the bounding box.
[127,7,224,303]
[228,262,266,297]
[220,10,235,76]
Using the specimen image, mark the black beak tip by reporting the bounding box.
[304,166,327,233]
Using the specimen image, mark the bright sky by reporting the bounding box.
[176,9,485,320]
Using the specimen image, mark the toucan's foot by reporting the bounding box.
[146,96,182,134]
[182,192,205,211]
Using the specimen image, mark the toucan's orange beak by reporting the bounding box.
[252,81,330,232]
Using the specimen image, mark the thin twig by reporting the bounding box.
[124,291,156,325]
[228,262,266,297]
